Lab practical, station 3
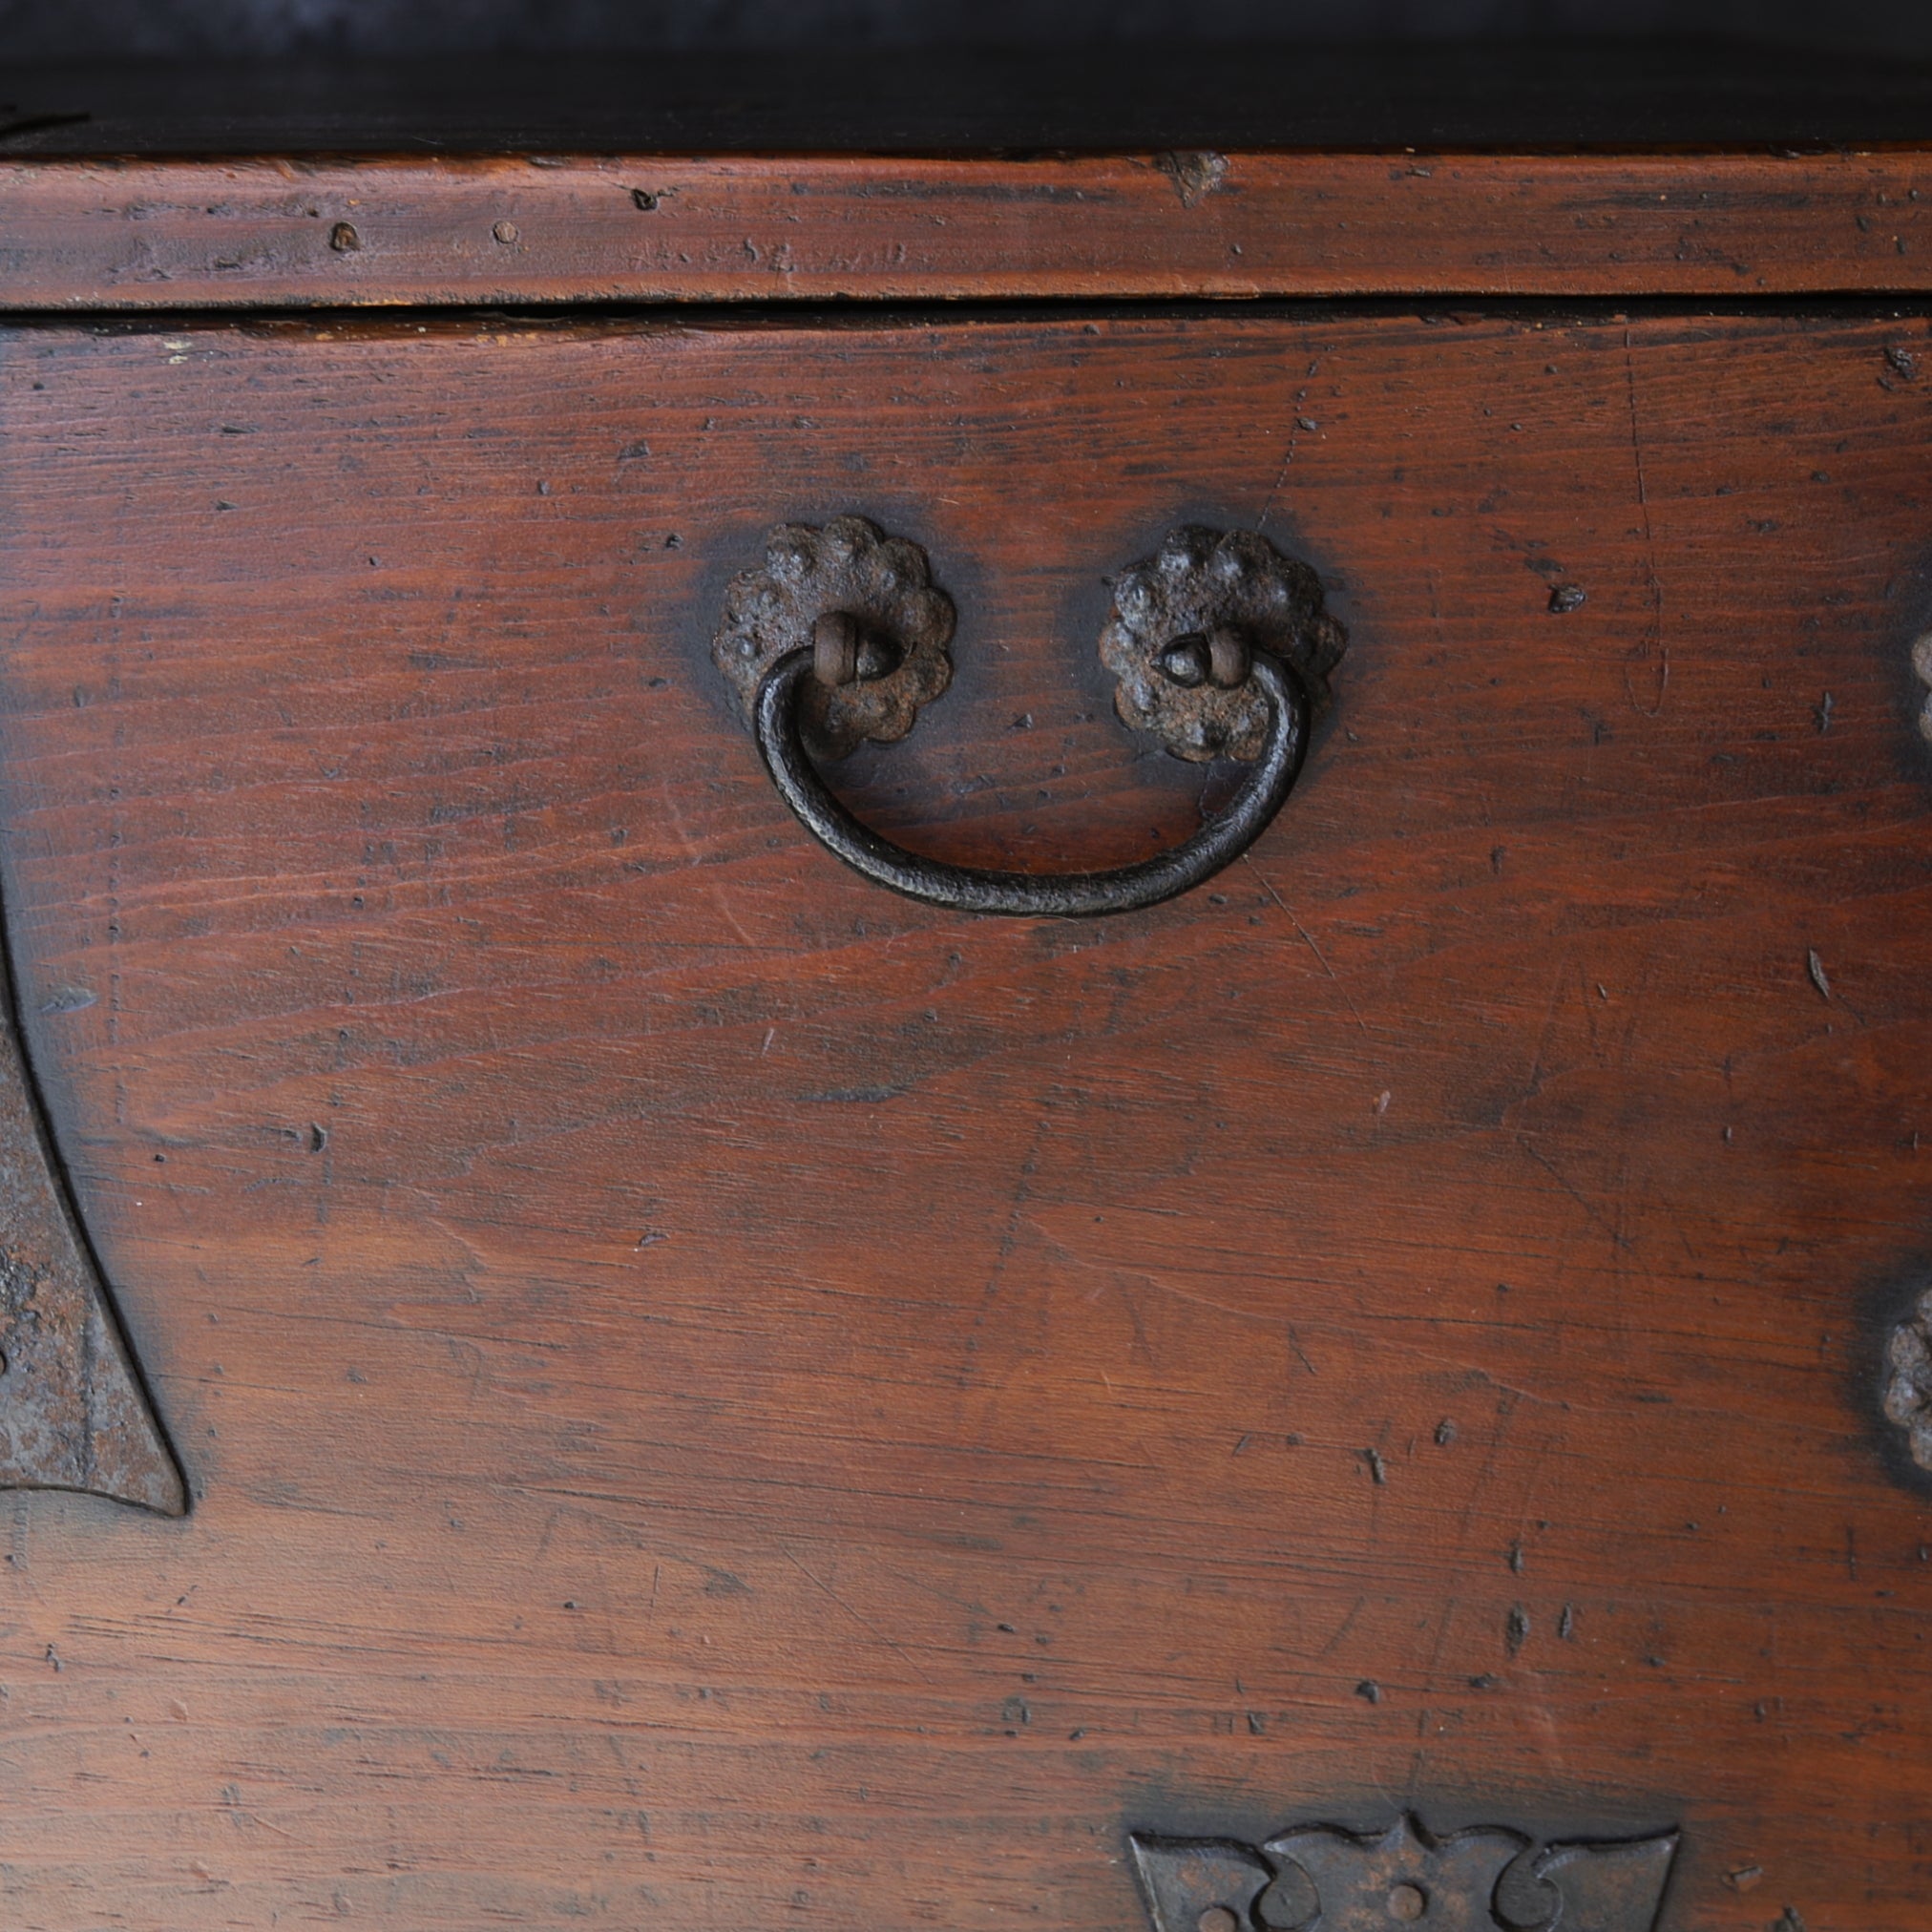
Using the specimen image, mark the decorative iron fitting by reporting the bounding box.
[0,937,183,1514]
[712,516,1333,916]
[713,515,955,761]
[1102,524,1346,763]
[1130,1813,1679,1932]
[1884,1286,1932,1475]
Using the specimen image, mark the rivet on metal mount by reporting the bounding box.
[713,516,1344,917]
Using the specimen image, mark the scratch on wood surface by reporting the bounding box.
[1242,856,1368,1030]
[776,1545,933,1686]
[955,1097,1057,1391]
[660,769,758,951]
[1254,355,1321,533]
[1111,1264,1299,1329]
[1316,1594,1368,1658]
[1515,1135,1634,1250]
[1621,325,1670,718]
[1519,956,1575,1112]
[1407,1588,1467,1789]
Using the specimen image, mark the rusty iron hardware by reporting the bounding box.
[712,518,1343,917]
[714,515,956,761]
[0,930,183,1514]
[1884,1285,1932,1476]
[1101,523,1345,763]
[1131,1814,1679,1932]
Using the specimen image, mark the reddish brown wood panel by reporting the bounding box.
[0,309,1929,1929]
[10,151,1932,307]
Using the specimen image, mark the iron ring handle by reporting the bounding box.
[753,646,1309,918]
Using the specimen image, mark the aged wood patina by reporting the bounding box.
[0,41,1929,1932]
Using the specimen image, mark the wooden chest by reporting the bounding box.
[2,44,1932,1932]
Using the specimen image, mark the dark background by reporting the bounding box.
[5,0,1932,59]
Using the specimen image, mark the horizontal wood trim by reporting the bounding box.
[8,149,1932,307]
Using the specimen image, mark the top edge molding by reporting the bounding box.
[6,150,1932,309]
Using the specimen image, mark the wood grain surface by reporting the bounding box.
[13,151,1932,308]
[0,307,1929,1928]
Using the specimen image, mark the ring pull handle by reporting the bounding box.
[712,517,1346,918]
[756,645,1306,917]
